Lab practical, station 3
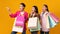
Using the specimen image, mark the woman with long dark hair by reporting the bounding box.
[29,6,40,34]
[40,4,50,34]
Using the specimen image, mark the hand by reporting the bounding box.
[6,7,12,14]
[6,7,11,11]
[30,11,34,15]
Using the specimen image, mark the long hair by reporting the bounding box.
[33,6,38,13]
[44,4,49,12]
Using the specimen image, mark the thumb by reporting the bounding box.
[6,7,10,11]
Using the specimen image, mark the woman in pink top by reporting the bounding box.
[40,4,50,34]
[7,3,28,34]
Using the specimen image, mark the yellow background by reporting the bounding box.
[0,0,60,34]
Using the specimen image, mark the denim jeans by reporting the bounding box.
[31,31,38,34]
[45,32,49,34]
[40,31,49,34]
[11,30,26,34]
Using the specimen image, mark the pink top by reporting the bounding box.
[40,11,50,32]
[9,11,28,30]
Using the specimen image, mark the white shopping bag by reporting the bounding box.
[12,18,23,32]
[12,26,23,32]
[28,17,38,29]
[30,18,41,32]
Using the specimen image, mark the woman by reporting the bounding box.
[7,3,28,34]
[29,6,40,34]
[40,4,50,34]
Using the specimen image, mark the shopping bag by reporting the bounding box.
[15,21,24,27]
[15,15,25,27]
[30,18,41,32]
[12,26,23,32]
[45,15,50,28]
[48,15,57,28]
[50,13,59,23]
[12,18,24,32]
[28,17,38,29]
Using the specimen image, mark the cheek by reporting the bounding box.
[32,7,35,11]
[42,7,46,11]
[20,7,24,9]
[32,9,35,13]
[32,9,34,11]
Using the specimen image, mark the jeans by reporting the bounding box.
[45,32,49,34]
[31,31,38,34]
[11,30,26,34]
[40,31,49,34]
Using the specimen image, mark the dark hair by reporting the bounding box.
[20,3,26,7]
[44,4,49,12]
[33,6,38,13]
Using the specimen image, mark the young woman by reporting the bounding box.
[40,4,50,34]
[29,6,40,34]
[7,3,28,34]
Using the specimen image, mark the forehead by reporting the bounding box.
[42,6,47,8]
[43,6,46,7]
[32,7,35,9]
[19,4,24,6]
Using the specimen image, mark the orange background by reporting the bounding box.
[0,0,60,34]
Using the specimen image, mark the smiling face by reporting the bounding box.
[19,4,25,11]
[42,5,47,12]
[31,7,36,13]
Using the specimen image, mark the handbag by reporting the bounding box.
[48,15,57,28]
[50,13,59,23]
[15,15,25,27]
[30,18,41,32]
[45,15,50,28]
[12,18,24,32]
[12,13,25,32]
[28,17,38,29]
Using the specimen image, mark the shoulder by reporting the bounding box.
[16,10,20,13]
[24,11,28,14]
[45,11,50,16]
[45,11,49,14]
[46,11,49,13]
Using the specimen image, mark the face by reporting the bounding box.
[42,6,47,12]
[19,4,24,11]
[31,7,36,13]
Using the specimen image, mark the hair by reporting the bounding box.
[20,3,26,7]
[44,4,49,12]
[33,6,38,13]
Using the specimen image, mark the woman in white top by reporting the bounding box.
[29,6,40,34]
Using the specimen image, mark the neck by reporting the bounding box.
[21,10,24,12]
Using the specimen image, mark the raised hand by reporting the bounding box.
[6,7,12,14]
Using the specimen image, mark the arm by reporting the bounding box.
[26,13,28,21]
[9,12,17,18]
[25,12,28,23]
[40,14,42,26]
[6,7,18,18]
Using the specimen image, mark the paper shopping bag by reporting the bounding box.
[30,18,41,32]
[12,18,24,33]
[50,13,59,23]
[15,15,25,27]
[15,21,24,27]
[45,15,50,28]
[48,15,57,28]
[12,26,23,32]
[28,17,38,29]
